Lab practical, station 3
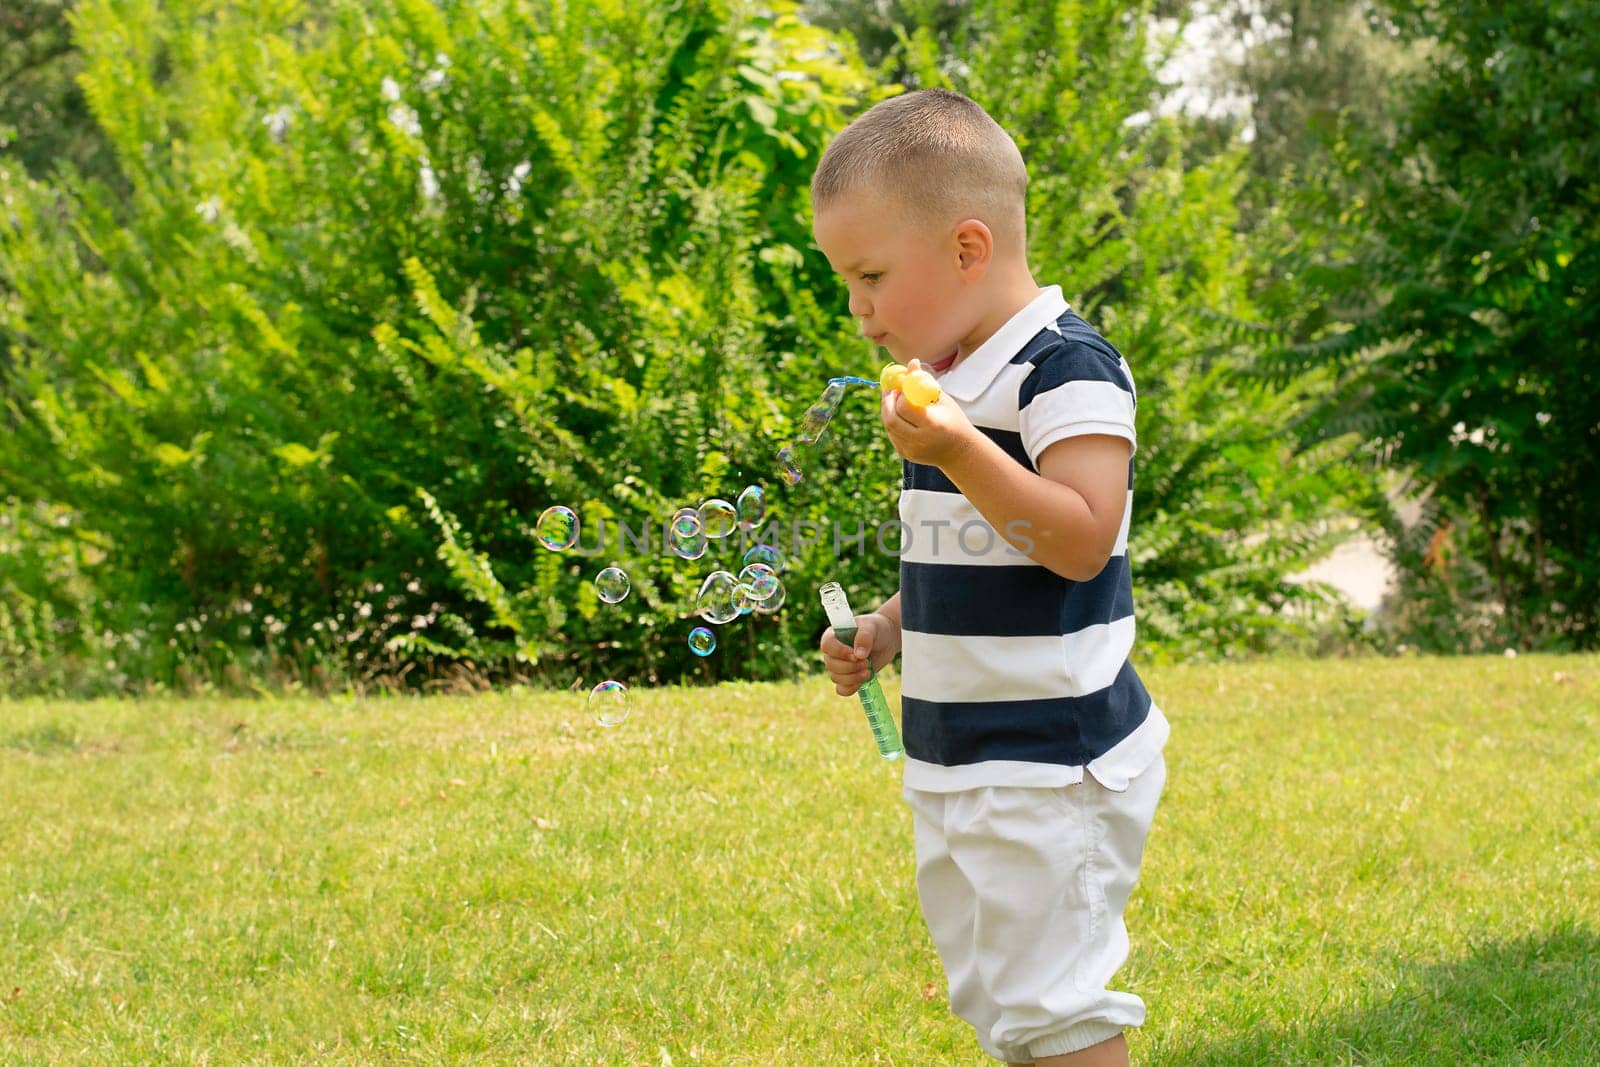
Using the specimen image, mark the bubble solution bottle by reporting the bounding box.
[819,581,906,761]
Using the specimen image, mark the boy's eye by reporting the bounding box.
[859,272,882,284]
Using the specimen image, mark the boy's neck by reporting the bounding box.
[955,265,1043,360]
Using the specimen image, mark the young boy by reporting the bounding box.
[814,89,1170,1066]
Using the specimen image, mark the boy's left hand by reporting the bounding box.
[880,360,978,467]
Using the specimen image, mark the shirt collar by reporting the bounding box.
[937,285,1069,402]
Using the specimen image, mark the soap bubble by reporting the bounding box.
[535,505,579,550]
[589,680,629,727]
[735,583,759,615]
[738,562,780,601]
[671,507,701,535]
[594,566,630,604]
[696,570,741,624]
[742,544,786,572]
[698,498,738,539]
[688,626,717,657]
[775,445,803,485]
[796,380,847,445]
[668,508,708,560]
[736,485,766,530]
[753,579,786,614]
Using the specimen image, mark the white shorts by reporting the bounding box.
[903,756,1166,1063]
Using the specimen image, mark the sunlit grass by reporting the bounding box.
[2,655,1597,1064]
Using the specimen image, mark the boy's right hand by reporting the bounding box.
[820,612,898,697]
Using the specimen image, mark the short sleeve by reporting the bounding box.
[1017,339,1138,465]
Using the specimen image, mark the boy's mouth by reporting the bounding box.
[928,350,960,374]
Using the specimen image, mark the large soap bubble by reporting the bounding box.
[736,485,766,531]
[696,570,741,624]
[739,562,780,601]
[698,498,738,539]
[668,508,708,560]
[753,579,786,614]
[796,380,847,445]
[742,544,786,572]
[589,680,629,727]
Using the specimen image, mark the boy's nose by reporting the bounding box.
[848,289,872,318]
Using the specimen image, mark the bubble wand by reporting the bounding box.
[819,581,905,761]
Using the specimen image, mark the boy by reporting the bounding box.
[814,89,1170,1066]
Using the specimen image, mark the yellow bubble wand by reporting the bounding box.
[878,361,942,407]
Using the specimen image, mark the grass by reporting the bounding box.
[1,654,1597,1065]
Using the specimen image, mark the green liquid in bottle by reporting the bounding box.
[819,582,905,761]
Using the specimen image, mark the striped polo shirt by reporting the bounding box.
[899,285,1169,793]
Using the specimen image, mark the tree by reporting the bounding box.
[1176,1,1420,191]
[802,0,971,73]
[1272,0,1600,648]
[0,0,114,181]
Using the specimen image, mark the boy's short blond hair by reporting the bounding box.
[811,88,1028,250]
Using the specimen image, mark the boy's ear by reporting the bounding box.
[952,219,994,278]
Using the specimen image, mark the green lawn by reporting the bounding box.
[2,655,1597,1065]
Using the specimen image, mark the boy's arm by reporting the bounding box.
[881,389,1129,582]
[942,433,1129,582]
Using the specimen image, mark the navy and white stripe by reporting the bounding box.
[899,285,1169,792]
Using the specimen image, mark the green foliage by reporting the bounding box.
[1267,0,1600,649]
[0,0,116,184]
[0,501,99,692]
[1,0,1379,694]
[0,0,900,693]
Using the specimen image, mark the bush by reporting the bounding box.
[1,0,905,693]
[1262,0,1600,650]
[0,0,1369,695]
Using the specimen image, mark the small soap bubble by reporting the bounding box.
[753,579,786,614]
[739,562,780,601]
[688,626,717,657]
[589,679,629,727]
[535,505,579,550]
[698,498,738,539]
[668,507,708,560]
[776,445,804,485]
[735,583,759,615]
[736,485,766,530]
[696,570,741,624]
[594,566,630,604]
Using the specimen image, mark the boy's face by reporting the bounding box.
[813,191,975,372]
